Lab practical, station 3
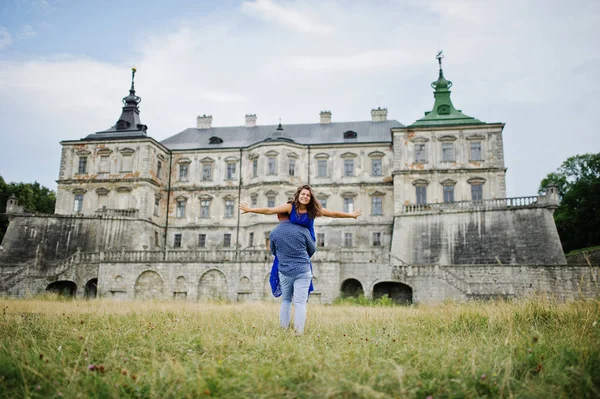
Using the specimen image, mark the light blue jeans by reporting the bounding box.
[279,271,312,334]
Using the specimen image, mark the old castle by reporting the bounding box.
[1,58,597,303]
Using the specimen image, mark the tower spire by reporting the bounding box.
[409,52,484,127]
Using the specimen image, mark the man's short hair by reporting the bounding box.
[277,212,289,221]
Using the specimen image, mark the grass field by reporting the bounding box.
[0,297,598,398]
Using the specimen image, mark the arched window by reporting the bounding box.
[209,136,223,144]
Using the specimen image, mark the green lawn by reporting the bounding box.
[0,297,598,398]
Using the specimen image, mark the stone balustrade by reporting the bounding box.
[401,196,540,214]
[94,208,140,218]
[50,248,393,265]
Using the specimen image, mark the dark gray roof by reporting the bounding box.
[161,120,403,150]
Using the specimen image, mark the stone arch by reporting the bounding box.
[84,278,98,299]
[198,269,228,300]
[46,281,77,297]
[373,281,413,304]
[341,279,364,298]
[134,271,164,300]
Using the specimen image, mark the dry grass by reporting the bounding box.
[0,297,599,398]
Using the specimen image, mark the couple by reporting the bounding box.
[239,184,362,335]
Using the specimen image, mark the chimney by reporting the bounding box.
[245,114,257,127]
[371,107,388,122]
[196,114,213,129]
[320,110,332,124]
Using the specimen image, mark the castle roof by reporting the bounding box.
[161,120,403,150]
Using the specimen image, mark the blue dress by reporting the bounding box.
[269,203,315,297]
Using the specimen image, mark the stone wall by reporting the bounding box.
[0,214,161,268]
[391,206,566,265]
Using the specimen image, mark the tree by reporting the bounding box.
[539,153,600,253]
[0,175,56,243]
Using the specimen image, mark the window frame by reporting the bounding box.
[223,233,231,248]
[224,199,235,218]
[174,234,182,248]
[372,232,382,247]
[344,232,353,247]
[200,199,211,219]
[371,196,383,216]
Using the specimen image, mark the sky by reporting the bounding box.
[0,0,598,197]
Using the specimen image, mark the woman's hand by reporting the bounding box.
[239,202,251,214]
[351,209,363,219]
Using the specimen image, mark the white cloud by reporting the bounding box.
[240,0,333,34]
[0,0,599,198]
[17,24,37,39]
[0,27,13,50]
[283,49,430,71]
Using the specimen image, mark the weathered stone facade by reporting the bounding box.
[2,63,594,303]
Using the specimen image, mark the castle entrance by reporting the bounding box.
[84,278,98,298]
[373,282,412,304]
[341,279,364,298]
[46,281,77,297]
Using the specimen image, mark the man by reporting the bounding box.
[269,212,316,335]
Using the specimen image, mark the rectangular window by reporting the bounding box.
[202,163,212,181]
[318,197,327,209]
[317,233,325,247]
[156,160,162,179]
[179,164,188,181]
[416,186,427,205]
[343,197,354,213]
[226,163,236,180]
[288,159,295,176]
[344,159,354,177]
[442,143,455,162]
[198,233,206,248]
[268,157,277,175]
[471,184,483,201]
[121,154,133,172]
[267,195,276,208]
[174,234,182,248]
[155,231,160,247]
[372,158,382,176]
[78,157,87,174]
[252,159,258,177]
[223,233,231,248]
[154,196,160,216]
[371,196,383,216]
[251,195,258,207]
[372,232,381,246]
[470,142,482,161]
[317,160,327,177]
[443,185,454,203]
[225,200,234,218]
[200,200,210,218]
[99,156,109,173]
[415,144,427,163]
[176,199,186,218]
[344,233,353,247]
[73,194,83,212]
[249,232,254,247]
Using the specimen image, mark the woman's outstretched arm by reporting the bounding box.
[321,208,363,219]
[239,202,292,215]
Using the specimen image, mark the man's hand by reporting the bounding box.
[239,202,251,214]
[351,209,363,218]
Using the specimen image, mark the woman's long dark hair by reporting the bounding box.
[292,184,322,219]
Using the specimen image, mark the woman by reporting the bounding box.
[239,184,362,296]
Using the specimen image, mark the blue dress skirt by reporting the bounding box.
[269,203,315,297]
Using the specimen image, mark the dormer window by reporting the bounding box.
[116,120,130,130]
[209,136,223,144]
[343,130,357,139]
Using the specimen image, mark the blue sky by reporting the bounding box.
[0,0,599,197]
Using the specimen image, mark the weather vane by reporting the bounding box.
[436,50,444,69]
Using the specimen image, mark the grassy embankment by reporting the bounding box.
[0,297,598,398]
